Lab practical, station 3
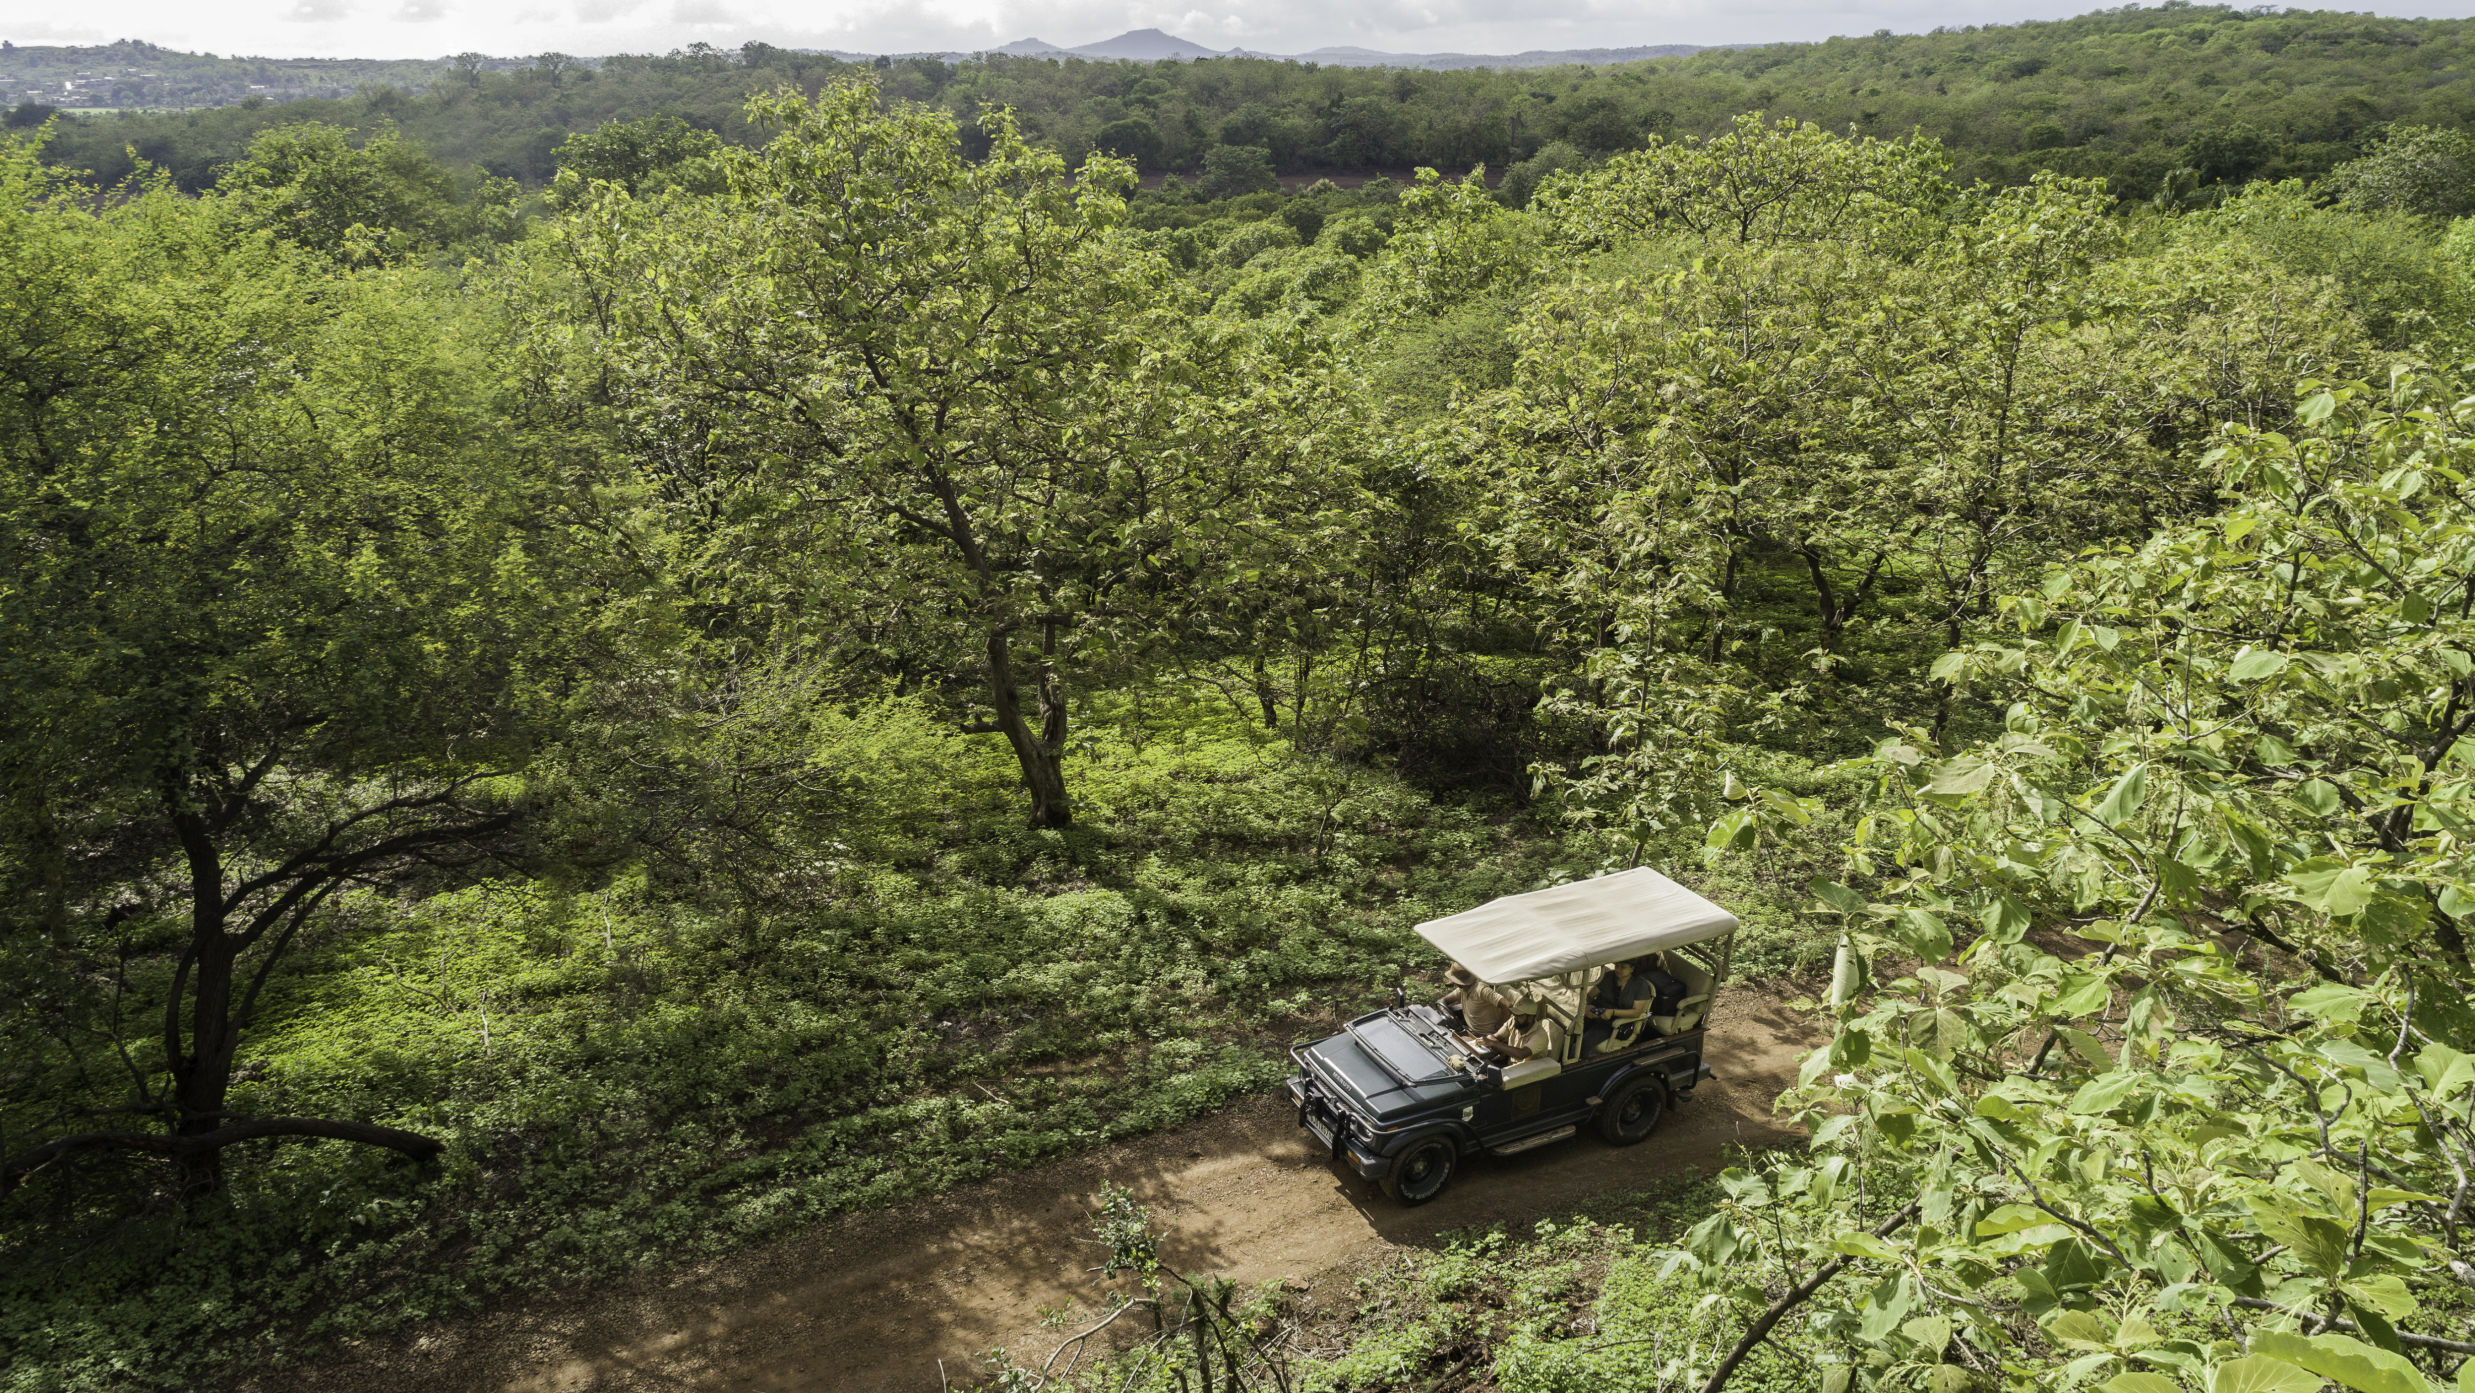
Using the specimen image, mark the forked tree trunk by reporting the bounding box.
[984,627,1072,828]
[0,808,451,1198]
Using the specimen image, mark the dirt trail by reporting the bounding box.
[283,987,1818,1393]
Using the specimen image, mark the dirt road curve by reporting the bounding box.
[281,988,1818,1393]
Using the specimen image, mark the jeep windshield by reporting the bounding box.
[1347,1010,1463,1086]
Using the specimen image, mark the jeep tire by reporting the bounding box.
[1597,1075,1668,1145]
[1381,1135,1458,1205]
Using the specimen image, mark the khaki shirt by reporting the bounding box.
[1449,982,1513,1036]
[1489,1015,1553,1062]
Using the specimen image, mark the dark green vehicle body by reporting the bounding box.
[1286,1001,1710,1202]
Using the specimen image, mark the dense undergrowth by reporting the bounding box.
[0,701,1863,1391]
[0,711,1527,1387]
[1042,1166,1829,1393]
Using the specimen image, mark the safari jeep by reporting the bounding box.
[1286,866,1735,1205]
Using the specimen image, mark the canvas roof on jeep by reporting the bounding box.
[1413,866,1738,984]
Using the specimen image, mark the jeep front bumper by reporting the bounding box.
[1288,1074,1391,1180]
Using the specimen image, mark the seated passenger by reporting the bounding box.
[1640,951,1688,1020]
[1488,999,1554,1063]
[1442,962,1513,1037]
[1580,955,1657,1053]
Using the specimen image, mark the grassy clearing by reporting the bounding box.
[4,702,1598,1389]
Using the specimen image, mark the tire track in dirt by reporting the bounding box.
[272,986,1818,1393]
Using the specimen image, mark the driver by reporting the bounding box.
[1487,998,1553,1063]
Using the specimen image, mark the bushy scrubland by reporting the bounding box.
[7,51,2475,1393]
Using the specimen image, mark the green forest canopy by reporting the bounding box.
[4,33,2475,1393]
[20,3,2475,198]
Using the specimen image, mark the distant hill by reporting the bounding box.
[1,28,1725,117]
[1064,29,1231,61]
[0,37,515,112]
[1273,43,1721,69]
[942,28,1718,68]
[21,3,2475,210]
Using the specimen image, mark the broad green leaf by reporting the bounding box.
[2059,1026,2112,1068]
[1982,895,2030,944]
[2286,982,2368,1023]
[1904,1047,1959,1098]
[2052,973,2112,1017]
[2246,1331,2436,1393]
[2095,765,2149,828]
[2068,1071,2140,1115]
[2228,649,2290,681]
[2054,1310,2114,1349]
[2212,1356,2325,1393]
[2249,1196,2350,1279]
[1897,908,1953,961]
[1903,1315,1953,1352]
[1928,757,1999,797]
[1813,878,1869,915]
[2286,865,2375,918]
[1975,1203,2049,1235]
[1832,1231,1899,1259]
[2365,1187,2446,1208]
[2410,1043,2472,1094]
[2338,1274,2417,1320]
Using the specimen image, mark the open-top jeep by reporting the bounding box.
[1286,866,1736,1204]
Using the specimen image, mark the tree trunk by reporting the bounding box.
[1799,545,1842,644]
[1252,649,1280,729]
[1708,545,1740,664]
[986,627,1072,828]
[171,812,238,1195]
[1801,546,1889,652]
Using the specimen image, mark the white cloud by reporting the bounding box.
[397,0,450,18]
[281,0,355,20]
[670,0,735,24]
[574,0,641,21]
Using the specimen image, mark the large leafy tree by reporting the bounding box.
[533,78,1317,828]
[0,143,552,1193]
[1690,373,2475,1393]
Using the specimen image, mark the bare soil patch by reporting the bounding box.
[261,983,1819,1393]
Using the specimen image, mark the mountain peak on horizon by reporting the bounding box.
[1060,28,1226,61]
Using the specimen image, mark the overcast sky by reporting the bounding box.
[8,0,2475,61]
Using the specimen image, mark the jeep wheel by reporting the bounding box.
[1381,1137,1457,1205]
[1597,1075,1667,1145]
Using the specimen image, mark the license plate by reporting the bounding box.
[1303,1110,1336,1149]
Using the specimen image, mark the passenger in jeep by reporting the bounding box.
[1486,999,1553,1063]
[1581,956,1656,1053]
[1442,962,1512,1036]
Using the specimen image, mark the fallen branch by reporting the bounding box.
[3,1116,443,1187]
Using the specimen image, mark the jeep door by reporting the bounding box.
[1476,1067,1594,1142]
